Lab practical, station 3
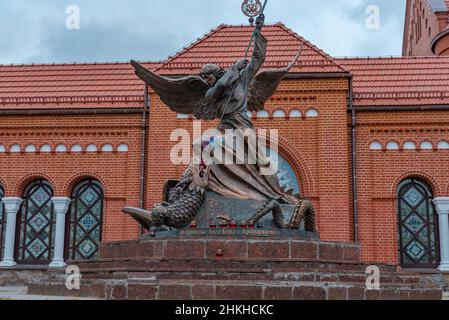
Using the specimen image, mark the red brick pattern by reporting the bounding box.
[0,114,143,242]
[403,0,446,56]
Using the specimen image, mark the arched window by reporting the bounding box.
[67,179,104,260]
[387,141,399,150]
[267,149,300,195]
[273,110,286,118]
[40,145,52,153]
[0,185,5,258]
[55,144,67,153]
[10,145,21,153]
[117,144,129,152]
[16,180,55,264]
[420,141,433,150]
[397,179,440,268]
[256,111,269,118]
[370,141,382,150]
[305,109,318,118]
[25,145,36,153]
[101,144,113,152]
[289,110,301,118]
[403,141,416,150]
[437,141,449,150]
[86,144,98,152]
[71,144,82,153]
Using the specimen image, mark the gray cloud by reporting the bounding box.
[0,0,406,64]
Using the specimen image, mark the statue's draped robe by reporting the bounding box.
[204,31,292,204]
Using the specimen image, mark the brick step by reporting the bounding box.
[0,286,98,300]
[0,270,64,287]
[75,267,421,286]
[72,258,398,274]
[18,239,444,300]
[27,279,443,300]
[97,239,362,264]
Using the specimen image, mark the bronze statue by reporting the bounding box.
[124,14,316,233]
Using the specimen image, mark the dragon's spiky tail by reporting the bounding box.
[247,199,286,229]
[287,198,316,232]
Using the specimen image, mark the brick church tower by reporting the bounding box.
[403,0,449,56]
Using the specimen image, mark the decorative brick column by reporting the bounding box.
[433,197,449,272]
[0,197,23,267]
[49,197,71,268]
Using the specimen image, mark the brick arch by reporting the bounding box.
[272,136,316,196]
[14,173,58,196]
[401,139,419,149]
[63,172,109,197]
[392,171,441,197]
[37,142,53,149]
[385,140,400,150]
[272,108,288,118]
[369,140,383,149]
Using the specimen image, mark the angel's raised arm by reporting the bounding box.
[242,29,268,82]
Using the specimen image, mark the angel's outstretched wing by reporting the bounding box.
[247,46,303,112]
[131,60,209,115]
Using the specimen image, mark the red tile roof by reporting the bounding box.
[0,61,161,110]
[155,23,347,75]
[3,23,449,110]
[337,56,449,107]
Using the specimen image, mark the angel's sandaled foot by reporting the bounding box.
[122,207,155,230]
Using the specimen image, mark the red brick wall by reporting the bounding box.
[0,113,143,242]
[355,110,449,264]
[403,0,448,56]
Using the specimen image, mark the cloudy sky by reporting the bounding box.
[0,0,406,64]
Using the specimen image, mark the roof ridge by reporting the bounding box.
[275,22,349,73]
[0,61,163,68]
[335,55,449,61]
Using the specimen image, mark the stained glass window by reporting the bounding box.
[0,185,5,258]
[16,180,55,264]
[397,179,440,268]
[68,180,103,260]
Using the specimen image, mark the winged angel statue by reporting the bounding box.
[123,15,316,232]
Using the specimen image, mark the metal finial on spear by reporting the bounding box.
[241,0,269,59]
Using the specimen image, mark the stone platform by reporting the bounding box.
[22,235,447,300]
